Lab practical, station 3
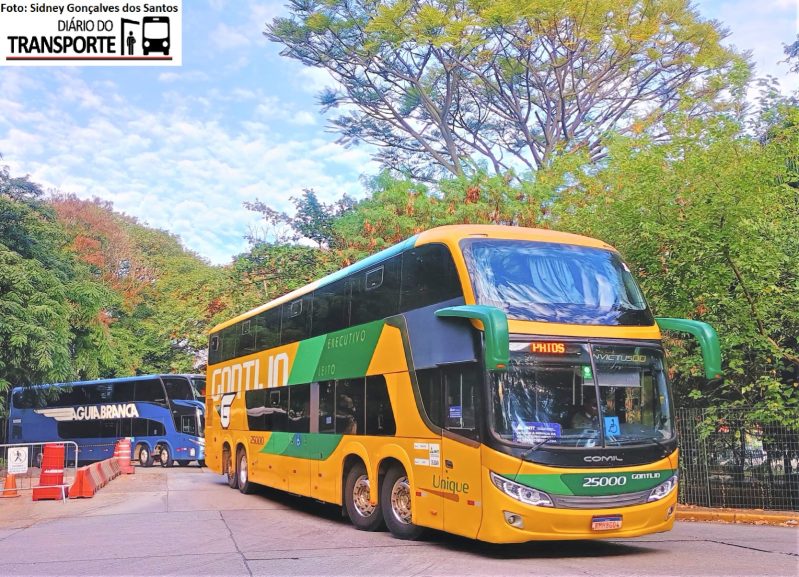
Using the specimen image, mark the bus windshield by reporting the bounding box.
[461,239,652,325]
[491,343,673,450]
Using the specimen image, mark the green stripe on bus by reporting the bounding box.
[260,432,343,460]
[511,469,674,496]
[313,320,385,381]
[288,336,327,385]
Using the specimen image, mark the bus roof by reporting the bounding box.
[211,225,616,334]
[11,374,205,392]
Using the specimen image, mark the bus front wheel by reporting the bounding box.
[138,445,153,467]
[344,463,384,531]
[381,465,424,540]
[237,447,253,494]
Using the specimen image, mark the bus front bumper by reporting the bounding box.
[476,488,678,543]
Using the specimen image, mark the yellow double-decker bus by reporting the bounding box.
[204,225,721,542]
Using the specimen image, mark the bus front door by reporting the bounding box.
[440,365,483,539]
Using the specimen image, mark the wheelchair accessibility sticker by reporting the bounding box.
[604,416,620,436]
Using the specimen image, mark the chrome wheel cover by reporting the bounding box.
[352,475,375,517]
[239,454,247,486]
[390,476,412,525]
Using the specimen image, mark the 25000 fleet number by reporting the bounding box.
[582,476,628,488]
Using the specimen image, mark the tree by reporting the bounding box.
[553,110,799,424]
[266,0,745,181]
[244,189,356,248]
[0,168,115,401]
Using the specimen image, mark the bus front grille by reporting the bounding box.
[551,488,652,509]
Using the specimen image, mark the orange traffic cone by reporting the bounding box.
[1,473,20,498]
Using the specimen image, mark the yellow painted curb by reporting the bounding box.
[677,506,799,526]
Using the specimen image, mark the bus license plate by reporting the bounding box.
[591,515,622,531]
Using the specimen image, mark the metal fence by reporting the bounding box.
[676,408,799,511]
[1,441,79,500]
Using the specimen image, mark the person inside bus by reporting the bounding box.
[337,394,358,434]
[570,397,599,428]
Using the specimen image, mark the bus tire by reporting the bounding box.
[237,447,254,494]
[381,465,424,540]
[138,444,153,467]
[159,445,172,468]
[198,459,206,468]
[344,463,384,531]
[225,448,237,489]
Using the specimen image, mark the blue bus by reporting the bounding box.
[8,374,205,467]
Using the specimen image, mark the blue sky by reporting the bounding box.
[0,0,796,265]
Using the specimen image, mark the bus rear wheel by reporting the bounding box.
[225,448,237,489]
[159,446,172,468]
[237,447,253,494]
[344,463,384,531]
[381,465,424,540]
[138,445,153,467]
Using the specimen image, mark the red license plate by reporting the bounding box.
[591,515,622,531]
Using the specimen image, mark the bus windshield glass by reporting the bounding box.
[461,239,652,325]
[490,343,673,450]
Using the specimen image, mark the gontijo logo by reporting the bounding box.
[0,1,182,66]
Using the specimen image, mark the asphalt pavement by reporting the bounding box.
[0,466,796,577]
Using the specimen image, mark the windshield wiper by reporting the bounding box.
[519,434,589,460]
[606,435,671,452]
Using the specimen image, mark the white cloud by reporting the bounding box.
[211,23,252,50]
[696,0,799,92]
[1,72,369,265]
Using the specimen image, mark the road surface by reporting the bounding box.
[0,466,795,576]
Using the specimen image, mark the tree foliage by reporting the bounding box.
[267,0,745,180]
[553,109,799,423]
[0,168,114,405]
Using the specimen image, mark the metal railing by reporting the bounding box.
[1,441,79,501]
[676,408,799,511]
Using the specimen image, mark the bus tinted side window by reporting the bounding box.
[281,296,311,345]
[318,381,336,433]
[350,256,401,326]
[311,277,351,337]
[112,381,136,403]
[365,375,396,436]
[162,377,193,401]
[255,308,281,351]
[131,419,166,437]
[416,368,444,428]
[336,379,365,434]
[135,379,167,405]
[58,419,119,438]
[401,244,462,311]
[288,383,311,433]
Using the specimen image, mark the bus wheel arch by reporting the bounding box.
[236,444,253,494]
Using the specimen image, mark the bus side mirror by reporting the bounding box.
[655,317,722,381]
[435,305,509,371]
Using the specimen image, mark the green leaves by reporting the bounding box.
[266,0,745,180]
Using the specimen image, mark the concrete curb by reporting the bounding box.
[677,505,799,526]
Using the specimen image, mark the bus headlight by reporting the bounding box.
[490,472,554,507]
[647,473,679,502]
